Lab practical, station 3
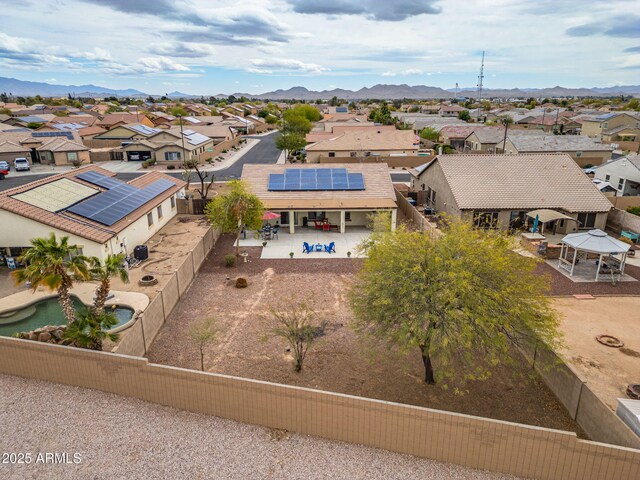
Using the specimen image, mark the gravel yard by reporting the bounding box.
[537,262,640,296]
[147,234,584,437]
[0,374,523,480]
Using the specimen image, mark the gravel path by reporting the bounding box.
[0,374,523,480]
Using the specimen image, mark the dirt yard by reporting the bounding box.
[147,234,584,436]
[554,296,640,410]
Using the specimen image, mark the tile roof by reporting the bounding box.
[241,163,397,210]
[422,154,612,212]
[305,129,418,152]
[36,138,89,152]
[0,141,30,153]
[508,135,613,152]
[0,165,185,243]
[467,127,505,144]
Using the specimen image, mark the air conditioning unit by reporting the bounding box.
[616,398,640,437]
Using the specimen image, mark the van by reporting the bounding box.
[14,158,30,172]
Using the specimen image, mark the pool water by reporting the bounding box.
[0,296,134,337]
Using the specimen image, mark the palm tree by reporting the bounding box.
[63,307,119,351]
[89,254,128,314]
[13,233,89,324]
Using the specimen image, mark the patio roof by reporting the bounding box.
[526,209,577,224]
[561,229,630,254]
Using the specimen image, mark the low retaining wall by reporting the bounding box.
[113,226,218,356]
[0,336,638,480]
[520,339,640,449]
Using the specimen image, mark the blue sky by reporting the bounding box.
[0,0,638,95]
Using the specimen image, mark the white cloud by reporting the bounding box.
[250,57,329,73]
[382,68,424,76]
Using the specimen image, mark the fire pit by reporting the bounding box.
[595,334,624,348]
[627,384,640,400]
[139,275,158,287]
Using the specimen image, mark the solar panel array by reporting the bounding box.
[31,131,74,140]
[129,124,161,136]
[68,178,175,226]
[11,179,98,212]
[268,168,365,191]
[76,171,128,190]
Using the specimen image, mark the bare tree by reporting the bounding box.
[267,302,323,372]
[188,317,218,371]
[185,159,215,200]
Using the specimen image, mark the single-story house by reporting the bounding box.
[96,113,154,129]
[496,134,613,167]
[0,130,86,166]
[464,128,506,153]
[411,153,612,232]
[439,104,466,117]
[305,130,419,163]
[0,166,185,261]
[36,138,90,166]
[241,163,398,233]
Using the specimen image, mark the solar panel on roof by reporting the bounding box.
[267,168,365,191]
[76,171,130,190]
[31,131,74,140]
[68,179,174,226]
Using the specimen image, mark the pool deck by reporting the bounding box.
[0,283,149,317]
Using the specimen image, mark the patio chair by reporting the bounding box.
[322,222,330,231]
[313,220,323,230]
[302,242,313,254]
[271,227,279,239]
[324,241,336,253]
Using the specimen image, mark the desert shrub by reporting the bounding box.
[222,149,228,153]
[224,254,236,267]
[619,236,634,245]
[167,164,176,170]
[627,206,640,216]
[235,277,248,288]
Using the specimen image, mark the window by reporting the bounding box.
[605,174,611,182]
[170,196,176,209]
[603,122,608,129]
[577,212,596,229]
[147,212,154,227]
[345,211,351,221]
[328,152,335,157]
[165,151,181,161]
[350,151,357,157]
[67,152,78,162]
[157,205,163,219]
[472,211,500,229]
[618,178,625,191]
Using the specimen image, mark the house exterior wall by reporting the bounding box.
[0,192,182,261]
[51,150,90,166]
[0,151,31,163]
[94,126,139,140]
[307,147,419,163]
[414,161,462,217]
[581,115,640,139]
[593,160,640,197]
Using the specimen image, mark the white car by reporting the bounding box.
[14,158,30,171]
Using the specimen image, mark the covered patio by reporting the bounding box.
[555,229,633,282]
[525,209,579,235]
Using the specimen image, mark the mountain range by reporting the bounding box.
[1,76,639,100]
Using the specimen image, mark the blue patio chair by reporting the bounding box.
[324,241,336,253]
[302,242,313,254]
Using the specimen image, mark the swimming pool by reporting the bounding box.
[0,296,135,337]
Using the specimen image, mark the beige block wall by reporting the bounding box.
[176,252,194,297]
[161,275,180,316]
[307,148,419,163]
[580,121,601,138]
[52,150,90,166]
[1,336,638,480]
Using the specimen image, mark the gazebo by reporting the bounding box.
[558,229,631,281]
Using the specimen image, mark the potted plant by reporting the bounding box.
[262,241,267,248]
[289,252,294,259]
[347,251,352,258]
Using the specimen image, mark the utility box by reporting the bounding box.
[133,245,149,261]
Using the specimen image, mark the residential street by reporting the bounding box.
[0,132,281,191]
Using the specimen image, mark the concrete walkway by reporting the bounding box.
[0,374,521,480]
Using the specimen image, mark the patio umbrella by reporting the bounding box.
[262,211,280,220]
[532,214,539,233]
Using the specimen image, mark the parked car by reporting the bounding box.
[14,157,30,171]
[0,164,9,179]
[0,161,10,171]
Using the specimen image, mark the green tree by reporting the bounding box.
[204,180,264,255]
[419,127,439,141]
[276,132,306,159]
[169,106,188,117]
[13,234,90,324]
[89,254,129,314]
[349,220,558,386]
[63,308,119,351]
[189,317,218,371]
[287,104,322,122]
[369,103,395,125]
[26,122,43,129]
[328,96,340,106]
[496,114,514,125]
[282,110,313,134]
[458,110,471,121]
[348,101,357,110]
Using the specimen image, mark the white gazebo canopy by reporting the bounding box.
[558,229,630,281]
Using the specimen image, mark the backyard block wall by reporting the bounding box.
[0,336,638,480]
[519,340,640,450]
[607,207,640,234]
[394,189,439,238]
[112,226,218,357]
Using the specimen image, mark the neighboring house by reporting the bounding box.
[411,153,611,232]
[121,127,219,164]
[600,125,640,143]
[496,134,613,167]
[36,138,90,166]
[92,124,163,142]
[96,113,154,129]
[241,163,397,233]
[0,130,85,165]
[580,113,640,140]
[439,104,466,117]
[592,154,640,197]
[4,114,57,127]
[464,128,506,153]
[0,166,185,260]
[0,141,32,164]
[438,126,480,150]
[305,130,419,163]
